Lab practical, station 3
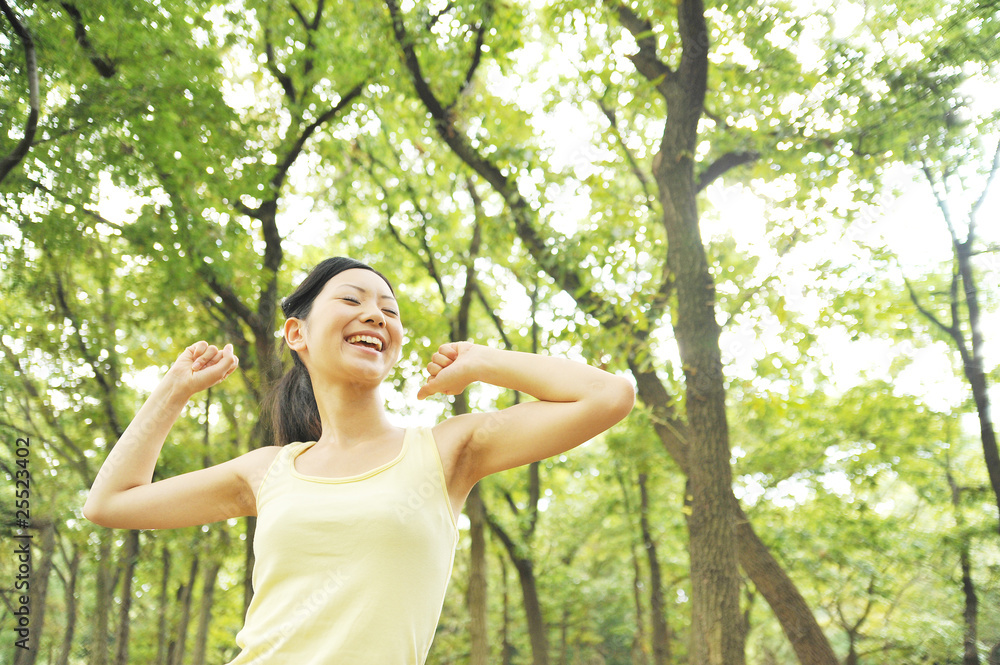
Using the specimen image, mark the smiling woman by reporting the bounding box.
[81,256,635,665]
[267,257,402,449]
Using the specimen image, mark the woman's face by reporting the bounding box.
[286,268,403,386]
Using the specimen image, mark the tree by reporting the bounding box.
[905,144,1000,537]
[834,0,1000,538]
[381,0,843,661]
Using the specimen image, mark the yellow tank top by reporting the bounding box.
[226,427,459,665]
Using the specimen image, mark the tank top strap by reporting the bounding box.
[255,441,309,510]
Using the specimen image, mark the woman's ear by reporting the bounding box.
[283,317,307,353]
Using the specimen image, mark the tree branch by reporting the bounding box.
[696,150,760,193]
[0,341,91,479]
[233,198,261,219]
[426,1,456,30]
[263,27,297,102]
[921,159,959,247]
[456,178,484,340]
[902,273,963,348]
[473,281,514,350]
[502,489,521,518]
[359,138,449,303]
[969,136,1000,239]
[312,0,326,30]
[270,81,365,193]
[288,0,309,29]
[217,270,261,322]
[613,2,672,94]
[25,179,126,232]
[48,266,124,438]
[386,0,636,329]
[597,96,655,207]
[59,2,116,77]
[0,0,40,184]
[446,9,490,112]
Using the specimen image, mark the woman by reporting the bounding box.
[83,256,635,664]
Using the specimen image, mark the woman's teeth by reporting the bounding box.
[346,334,383,351]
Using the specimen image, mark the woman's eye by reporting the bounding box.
[342,297,360,304]
[383,309,399,316]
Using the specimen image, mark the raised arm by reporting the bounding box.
[422,342,634,496]
[82,341,262,530]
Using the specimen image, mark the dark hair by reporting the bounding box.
[267,257,394,446]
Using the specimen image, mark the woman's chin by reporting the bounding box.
[344,365,391,388]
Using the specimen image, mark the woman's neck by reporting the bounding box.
[311,380,396,448]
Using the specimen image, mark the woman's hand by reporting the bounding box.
[164,341,239,399]
[417,341,480,400]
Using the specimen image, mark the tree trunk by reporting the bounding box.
[499,549,514,665]
[243,517,256,614]
[959,546,980,665]
[844,635,858,665]
[467,484,489,665]
[639,474,670,665]
[954,239,1000,535]
[632,362,839,665]
[191,556,223,665]
[628,530,649,665]
[114,529,140,665]
[14,520,55,665]
[615,466,650,665]
[948,461,980,665]
[453,363,490,665]
[92,533,113,665]
[630,559,649,665]
[488,510,549,665]
[156,545,172,665]
[649,16,744,658]
[168,554,199,665]
[559,606,569,665]
[517,554,548,665]
[35,521,57,665]
[912,162,1000,535]
[56,544,81,665]
[730,495,838,665]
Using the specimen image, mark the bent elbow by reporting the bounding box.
[606,376,636,423]
[81,501,100,525]
[619,378,637,417]
[82,497,111,528]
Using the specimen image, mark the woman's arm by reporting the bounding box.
[82,341,258,530]
[422,342,634,493]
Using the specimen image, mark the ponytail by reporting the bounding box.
[269,351,322,446]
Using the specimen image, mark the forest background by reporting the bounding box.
[1,0,999,664]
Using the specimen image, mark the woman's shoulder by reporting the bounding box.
[232,445,288,495]
[241,444,287,464]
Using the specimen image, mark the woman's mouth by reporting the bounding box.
[345,334,384,352]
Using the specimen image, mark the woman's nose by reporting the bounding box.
[363,307,386,327]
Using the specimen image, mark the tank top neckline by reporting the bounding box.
[289,428,411,484]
